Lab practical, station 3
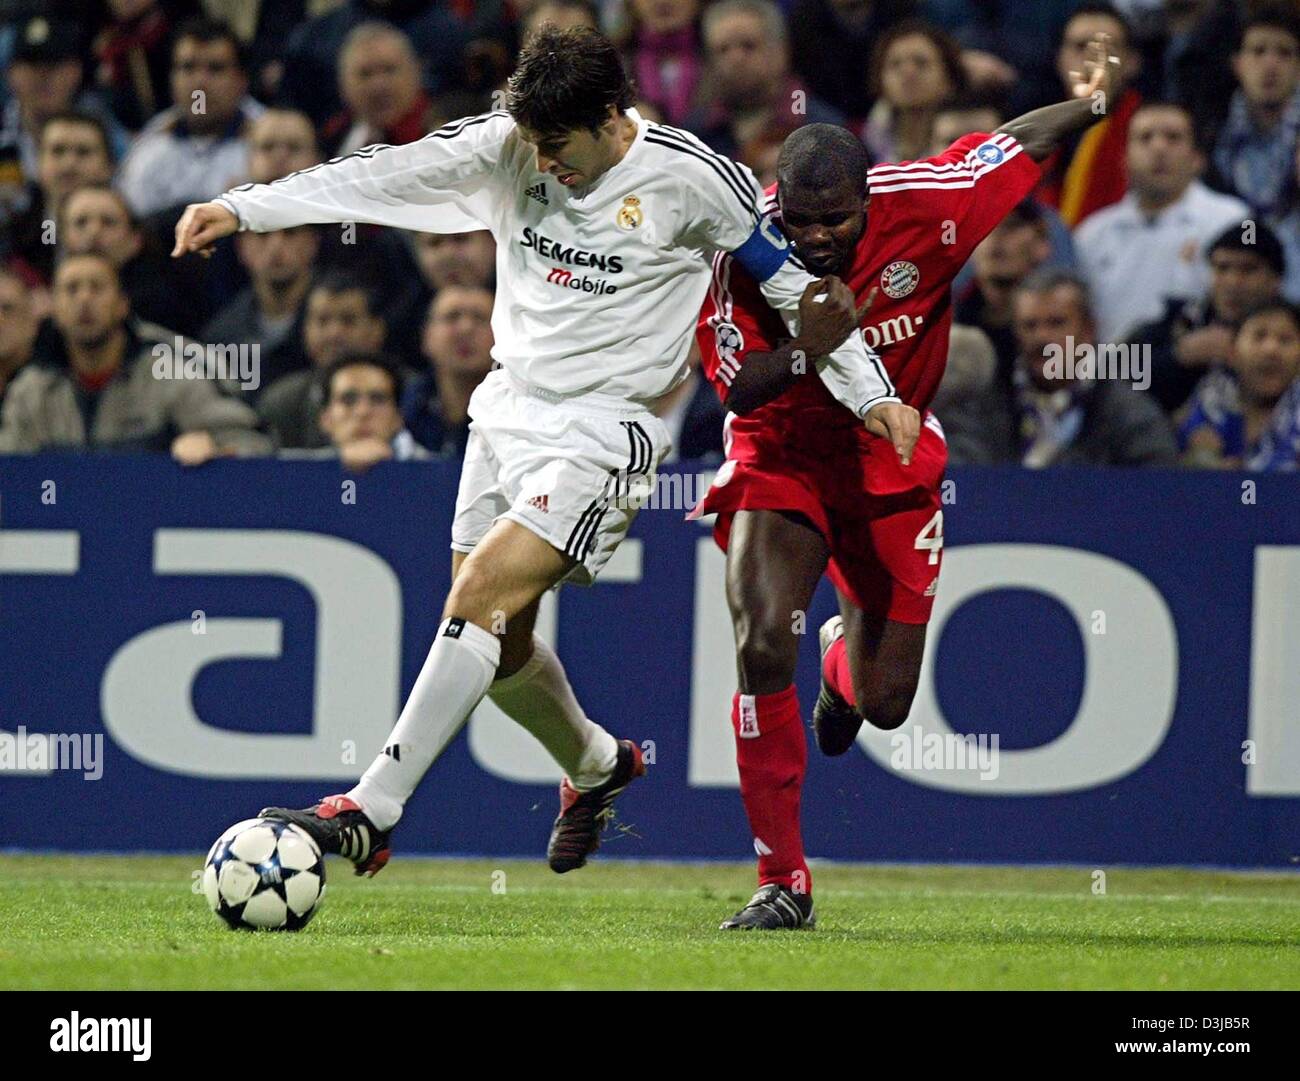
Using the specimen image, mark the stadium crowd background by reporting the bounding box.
[1,0,1299,472]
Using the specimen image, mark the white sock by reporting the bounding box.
[349,617,500,830]
[487,634,618,790]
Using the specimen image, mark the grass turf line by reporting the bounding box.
[0,855,1296,990]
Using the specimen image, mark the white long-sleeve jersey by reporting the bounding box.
[215,109,897,414]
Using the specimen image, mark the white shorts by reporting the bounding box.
[450,370,672,585]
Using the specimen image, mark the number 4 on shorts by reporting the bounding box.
[914,510,943,565]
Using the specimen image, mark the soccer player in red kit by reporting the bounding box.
[694,38,1121,929]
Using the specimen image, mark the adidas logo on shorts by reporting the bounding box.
[525,182,549,206]
[525,493,550,513]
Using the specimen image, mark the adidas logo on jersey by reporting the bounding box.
[923,578,939,597]
[525,182,549,206]
[525,493,550,513]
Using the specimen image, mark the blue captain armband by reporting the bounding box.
[731,213,790,282]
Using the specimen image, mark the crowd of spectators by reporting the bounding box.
[1,0,1299,472]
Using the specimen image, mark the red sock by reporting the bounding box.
[822,634,857,707]
[732,686,810,895]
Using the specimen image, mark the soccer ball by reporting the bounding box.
[203,817,326,931]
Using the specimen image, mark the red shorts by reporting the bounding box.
[692,412,948,624]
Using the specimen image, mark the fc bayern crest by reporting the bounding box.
[881,260,920,299]
[975,141,1005,165]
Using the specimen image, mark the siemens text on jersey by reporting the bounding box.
[520,227,625,274]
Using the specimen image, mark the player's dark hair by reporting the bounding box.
[867,18,967,103]
[1236,297,1300,336]
[309,270,382,318]
[1237,3,1300,52]
[172,15,247,72]
[777,124,870,198]
[1209,221,1286,278]
[318,352,405,404]
[505,26,636,136]
[39,110,114,162]
[1061,2,1132,50]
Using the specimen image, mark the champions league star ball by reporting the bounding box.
[203,818,326,931]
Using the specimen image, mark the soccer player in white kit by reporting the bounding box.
[173,27,919,878]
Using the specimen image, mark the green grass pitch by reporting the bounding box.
[1,854,1296,990]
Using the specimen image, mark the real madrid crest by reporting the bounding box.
[616,195,644,231]
[881,260,920,299]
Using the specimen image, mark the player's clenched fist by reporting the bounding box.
[864,400,920,466]
[172,201,239,258]
[795,276,866,358]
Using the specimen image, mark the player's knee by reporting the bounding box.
[856,676,917,731]
[443,560,499,628]
[734,615,798,688]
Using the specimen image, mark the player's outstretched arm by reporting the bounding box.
[995,32,1121,161]
[173,112,510,255]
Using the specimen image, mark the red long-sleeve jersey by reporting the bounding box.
[696,132,1042,439]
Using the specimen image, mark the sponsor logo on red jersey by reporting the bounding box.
[862,311,924,350]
